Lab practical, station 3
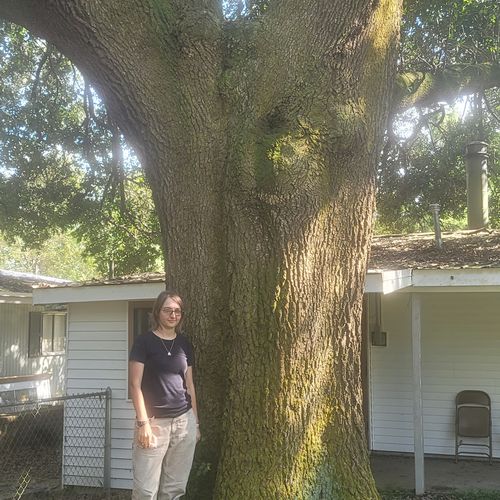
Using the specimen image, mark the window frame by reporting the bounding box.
[29,310,67,357]
[127,301,154,399]
[128,300,155,349]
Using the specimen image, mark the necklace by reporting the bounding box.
[159,336,175,356]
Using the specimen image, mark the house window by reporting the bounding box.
[127,301,154,399]
[0,387,37,405]
[29,311,66,356]
[42,313,66,352]
[128,301,154,347]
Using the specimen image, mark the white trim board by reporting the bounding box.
[33,282,164,304]
[365,270,412,294]
[412,268,500,288]
[0,297,32,304]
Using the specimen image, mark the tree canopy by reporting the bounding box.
[0,21,162,277]
[378,0,500,233]
[0,1,499,272]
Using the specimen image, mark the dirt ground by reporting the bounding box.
[19,486,130,499]
[380,491,500,500]
[0,406,63,499]
[17,487,500,499]
[0,403,116,499]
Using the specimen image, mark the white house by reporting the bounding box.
[33,274,166,490]
[366,229,500,493]
[32,229,500,492]
[0,270,69,403]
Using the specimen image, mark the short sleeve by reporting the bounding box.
[129,333,148,363]
[185,337,195,367]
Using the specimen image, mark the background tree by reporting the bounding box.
[378,0,500,232]
[377,109,500,232]
[0,1,499,498]
[0,231,96,280]
[0,21,162,276]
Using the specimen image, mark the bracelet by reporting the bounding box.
[196,423,200,427]
[136,419,150,428]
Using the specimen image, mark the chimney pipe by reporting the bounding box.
[464,141,489,229]
[429,204,442,249]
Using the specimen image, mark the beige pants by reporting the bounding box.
[132,409,197,500]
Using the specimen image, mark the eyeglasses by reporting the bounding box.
[161,307,182,317]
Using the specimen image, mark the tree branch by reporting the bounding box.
[483,91,500,124]
[30,44,51,101]
[0,0,221,161]
[393,62,500,112]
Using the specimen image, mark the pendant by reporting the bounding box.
[168,352,171,356]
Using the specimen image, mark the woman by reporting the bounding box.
[129,290,200,499]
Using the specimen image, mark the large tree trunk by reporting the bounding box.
[0,0,402,498]
[215,4,400,496]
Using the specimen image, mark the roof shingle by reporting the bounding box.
[0,270,69,294]
[369,229,500,270]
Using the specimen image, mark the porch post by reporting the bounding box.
[411,293,425,495]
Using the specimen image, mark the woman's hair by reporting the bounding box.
[151,290,184,332]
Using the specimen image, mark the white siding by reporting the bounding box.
[0,303,65,396]
[65,301,134,489]
[369,292,500,458]
[369,293,413,452]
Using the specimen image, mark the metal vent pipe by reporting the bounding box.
[429,203,442,249]
[464,141,489,229]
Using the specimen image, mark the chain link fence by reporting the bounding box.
[0,388,111,499]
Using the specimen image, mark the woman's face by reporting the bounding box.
[159,297,183,330]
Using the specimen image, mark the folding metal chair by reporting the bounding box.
[455,390,492,463]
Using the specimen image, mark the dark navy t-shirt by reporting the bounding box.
[129,331,194,418]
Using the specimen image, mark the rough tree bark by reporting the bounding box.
[0,1,402,498]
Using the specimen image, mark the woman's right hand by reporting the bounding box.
[136,421,155,448]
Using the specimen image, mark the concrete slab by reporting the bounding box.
[371,453,500,492]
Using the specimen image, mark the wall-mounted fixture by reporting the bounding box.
[372,328,387,347]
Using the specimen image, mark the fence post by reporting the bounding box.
[104,387,112,496]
